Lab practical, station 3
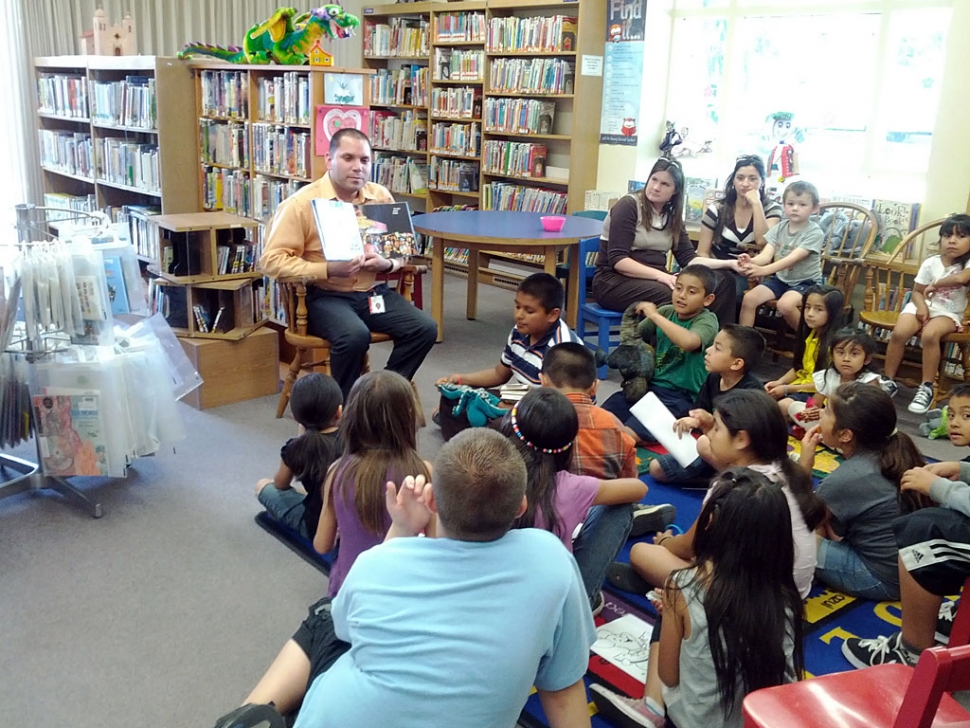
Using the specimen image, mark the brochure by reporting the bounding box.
[311,198,364,261]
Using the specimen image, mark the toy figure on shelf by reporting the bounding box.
[178,5,359,65]
[765,111,802,183]
[669,127,713,159]
[659,121,683,159]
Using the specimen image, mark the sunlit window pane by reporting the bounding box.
[665,17,726,151]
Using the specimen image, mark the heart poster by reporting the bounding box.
[315,105,371,156]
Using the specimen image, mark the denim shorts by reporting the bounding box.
[761,275,820,299]
[257,484,311,540]
[816,537,899,601]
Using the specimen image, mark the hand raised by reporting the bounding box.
[384,474,434,537]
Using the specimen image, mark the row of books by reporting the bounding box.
[90,76,156,129]
[253,175,306,222]
[488,57,575,95]
[434,48,484,82]
[433,11,486,43]
[258,274,287,325]
[44,192,97,222]
[127,205,162,260]
[37,73,88,118]
[482,140,547,179]
[192,303,230,333]
[372,156,429,196]
[371,110,428,152]
[481,182,567,213]
[252,124,311,180]
[96,138,159,192]
[486,15,577,54]
[484,98,556,135]
[39,129,94,179]
[202,166,252,217]
[364,17,430,57]
[255,73,311,126]
[430,158,479,193]
[371,66,429,107]
[200,69,249,120]
[216,244,256,275]
[431,86,482,120]
[430,121,481,157]
[200,119,249,168]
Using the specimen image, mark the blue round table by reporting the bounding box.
[413,210,604,341]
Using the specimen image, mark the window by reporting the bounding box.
[660,1,952,200]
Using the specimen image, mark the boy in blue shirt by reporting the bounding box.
[435,272,580,440]
[602,264,720,442]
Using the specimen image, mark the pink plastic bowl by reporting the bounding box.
[541,215,566,232]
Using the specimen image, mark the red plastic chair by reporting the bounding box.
[743,642,970,728]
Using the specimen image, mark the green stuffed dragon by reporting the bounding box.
[178,5,359,65]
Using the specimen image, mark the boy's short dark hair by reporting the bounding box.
[783,180,819,206]
[518,272,564,313]
[721,324,765,374]
[949,383,970,402]
[542,342,596,390]
[677,264,717,297]
[432,429,527,542]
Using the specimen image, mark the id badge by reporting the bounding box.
[369,294,386,314]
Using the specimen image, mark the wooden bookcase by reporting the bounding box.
[33,55,199,227]
[361,0,604,287]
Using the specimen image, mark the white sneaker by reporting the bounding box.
[908,384,934,414]
[879,377,899,397]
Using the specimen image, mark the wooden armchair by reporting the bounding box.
[275,265,424,419]
[859,218,970,405]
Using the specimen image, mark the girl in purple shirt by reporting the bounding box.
[314,371,432,596]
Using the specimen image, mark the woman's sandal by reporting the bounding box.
[606,562,651,595]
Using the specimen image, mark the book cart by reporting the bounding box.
[0,204,194,517]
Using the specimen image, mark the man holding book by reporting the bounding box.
[260,128,438,398]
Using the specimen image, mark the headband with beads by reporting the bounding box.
[510,405,573,455]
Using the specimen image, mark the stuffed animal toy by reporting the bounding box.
[919,407,949,439]
[606,302,656,403]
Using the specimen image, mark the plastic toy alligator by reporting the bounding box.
[178,5,359,65]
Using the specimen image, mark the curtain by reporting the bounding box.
[15,0,365,211]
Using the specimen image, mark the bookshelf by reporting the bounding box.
[33,56,199,228]
[361,0,604,285]
[185,61,376,327]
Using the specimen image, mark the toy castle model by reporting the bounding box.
[79,9,137,56]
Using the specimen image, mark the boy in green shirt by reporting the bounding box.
[602,264,719,442]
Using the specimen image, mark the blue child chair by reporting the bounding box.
[573,234,623,379]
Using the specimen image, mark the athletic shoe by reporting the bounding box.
[908,384,934,414]
[212,704,286,728]
[936,600,958,644]
[591,590,606,617]
[607,562,651,596]
[629,503,676,538]
[879,377,899,397]
[431,408,441,427]
[841,632,918,669]
[589,684,665,728]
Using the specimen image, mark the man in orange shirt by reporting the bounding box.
[260,128,437,397]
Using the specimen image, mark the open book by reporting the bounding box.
[311,200,417,261]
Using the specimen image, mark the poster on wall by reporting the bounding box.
[315,105,371,156]
[599,0,647,146]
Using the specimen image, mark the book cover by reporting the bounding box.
[537,101,556,135]
[102,254,130,316]
[627,179,645,193]
[311,198,365,261]
[872,199,921,257]
[685,177,716,224]
[591,613,654,683]
[33,393,109,477]
[357,202,417,258]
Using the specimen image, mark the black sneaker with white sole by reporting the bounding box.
[629,503,676,538]
[936,600,957,644]
[841,632,918,669]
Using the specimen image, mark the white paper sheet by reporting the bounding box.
[591,614,654,682]
[629,391,699,468]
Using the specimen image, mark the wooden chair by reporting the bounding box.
[742,643,970,728]
[274,266,424,419]
[858,219,969,406]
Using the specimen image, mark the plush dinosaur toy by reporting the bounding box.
[178,5,359,65]
[606,302,656,403]
[919,407,949,440]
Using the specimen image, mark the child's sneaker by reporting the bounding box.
[879,377,899,397]
[629,503,676,538]
[908,384,934,414]
[936,600,958,644]
[841,632,918,669]
[589,684,664,728]
[212,704,286,728]
[591,590,605,617]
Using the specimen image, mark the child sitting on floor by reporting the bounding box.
[651,323,765,486]
[312,370,432,596]
[255,373,343,540]
[502,386,648,611]
[592,468,806,728]
[800,381,927,601]
[435,272,580,440]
